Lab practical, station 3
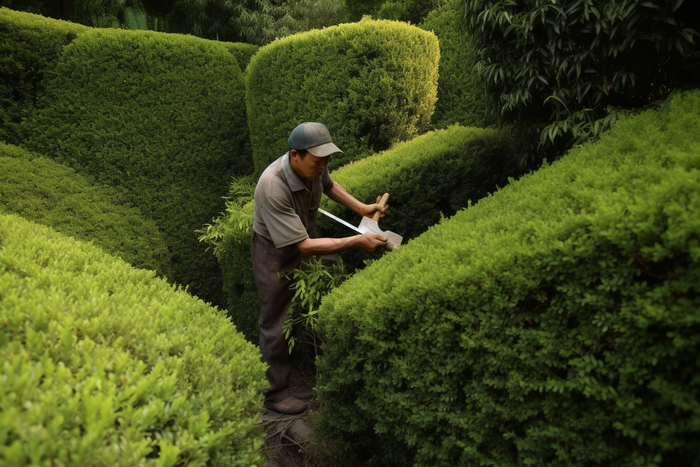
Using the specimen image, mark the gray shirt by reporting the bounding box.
[253,153,334,248]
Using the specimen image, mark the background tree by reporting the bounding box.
[462,0,700,163]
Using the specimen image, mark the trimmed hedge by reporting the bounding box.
[202,126,519,342]
[0,213,267,466]
[317,125,520,270]
[419,1,492,130]
[0,142,172,277]
[22,27,253,306]
[315,91,700,466]
[245,18,439,174]
[0,8,87,145]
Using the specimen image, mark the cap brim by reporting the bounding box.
[308,142,343,158]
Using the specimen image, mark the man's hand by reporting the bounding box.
[361,195,389,219]
[357,232,388,252]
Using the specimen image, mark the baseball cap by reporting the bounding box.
[288,122,343,158]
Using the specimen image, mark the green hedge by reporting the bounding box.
[419,1,491,130]
[0,213,267,466]
[245,18,439,174]
[0,142,172,277]
[315,90,700,466]
[22,27,253,306]
[0,8,87,145]
[202,126,519,342]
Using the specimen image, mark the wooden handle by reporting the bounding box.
[384,241,397,251]
[372,193,390,222]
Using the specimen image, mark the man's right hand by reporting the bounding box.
[357,232,388,252]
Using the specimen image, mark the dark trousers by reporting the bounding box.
[251,231,302,403]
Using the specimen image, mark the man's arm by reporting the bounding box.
[324,182,387,219]
[296,233,387,257]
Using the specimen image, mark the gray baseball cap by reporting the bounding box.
[288,122,343,158]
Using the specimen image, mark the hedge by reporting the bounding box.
[0,213,267,466]
[22,27,253,306]
[201,126,520,342]
[245,18,439,174]
[315,90,700,466]
[0,142,172,277]
[0,8,87,145]
[419,1,492,130]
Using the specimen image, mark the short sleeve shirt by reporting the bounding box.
[253,153,334,248]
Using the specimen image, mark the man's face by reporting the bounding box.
[290,150,328,183]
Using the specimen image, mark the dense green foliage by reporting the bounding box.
[0,142,172,277]
[317,125,519,269]
[198,176,259,342]
[245,18,439,174]
[462,0,700,152]
[22,27,253,306]
[0,8,87,145]
[345,0,441,23]
[419,0,491,129]
[201,126,519,341]
[0,213,267,466]
[315,91,700,466]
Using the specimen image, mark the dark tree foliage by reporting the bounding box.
[462,0,700,159]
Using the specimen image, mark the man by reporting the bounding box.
[252,122,388,414]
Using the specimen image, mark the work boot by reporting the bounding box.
[264,396,308,414]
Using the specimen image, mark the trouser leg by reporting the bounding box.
[251,232,301,403]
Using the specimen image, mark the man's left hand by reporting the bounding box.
[362,195,388,219]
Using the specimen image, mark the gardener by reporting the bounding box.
[252,122,388,414]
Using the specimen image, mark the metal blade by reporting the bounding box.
[318,208,364,234]
[359,217,403,246]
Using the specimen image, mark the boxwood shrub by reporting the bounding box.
[0,8,87,145]
[315,90,700,466]
[22,28,253,306]
[0,213,267,466]
[245,18,439,174]
[419,1,492,130]
[202,126,519,342]
[0,142,172,277]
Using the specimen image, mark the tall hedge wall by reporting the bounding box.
[202,126,519,342]
[0,8,87,145]
[0,213,267,466]
[245,18,439,174]
[315,90,700,466]
[22,27,253,306]
[0,142,172,277]
[419,1,491,130]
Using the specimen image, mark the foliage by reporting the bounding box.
[462,0,700,156]
[245,17,439,174]
[0,212,267,466]
[345,0,442,23]
[317,125,521,270]
[281,256,350,355]
[0,142,172,277]
[198,176,258,342]
[22,28,253,307]
[419,0,492,130]
[315,90,700,466]
[202,126,520,344]
[0,8,87,145]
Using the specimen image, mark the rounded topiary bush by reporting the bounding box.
[22,27,253,306]
[0,7,87,145]
[0,142,172,277]
[315,90,700,466]
[0,212,267,466]
[245,17,439,174]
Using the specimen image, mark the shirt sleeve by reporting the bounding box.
[321,168,334,192]
[259,195,309,248]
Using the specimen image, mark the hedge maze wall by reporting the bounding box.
[315,90,700,467]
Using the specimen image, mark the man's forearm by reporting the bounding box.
[296,235,363,257]
[324,182,366,215]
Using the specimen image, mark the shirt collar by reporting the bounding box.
[282,151,307,192]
